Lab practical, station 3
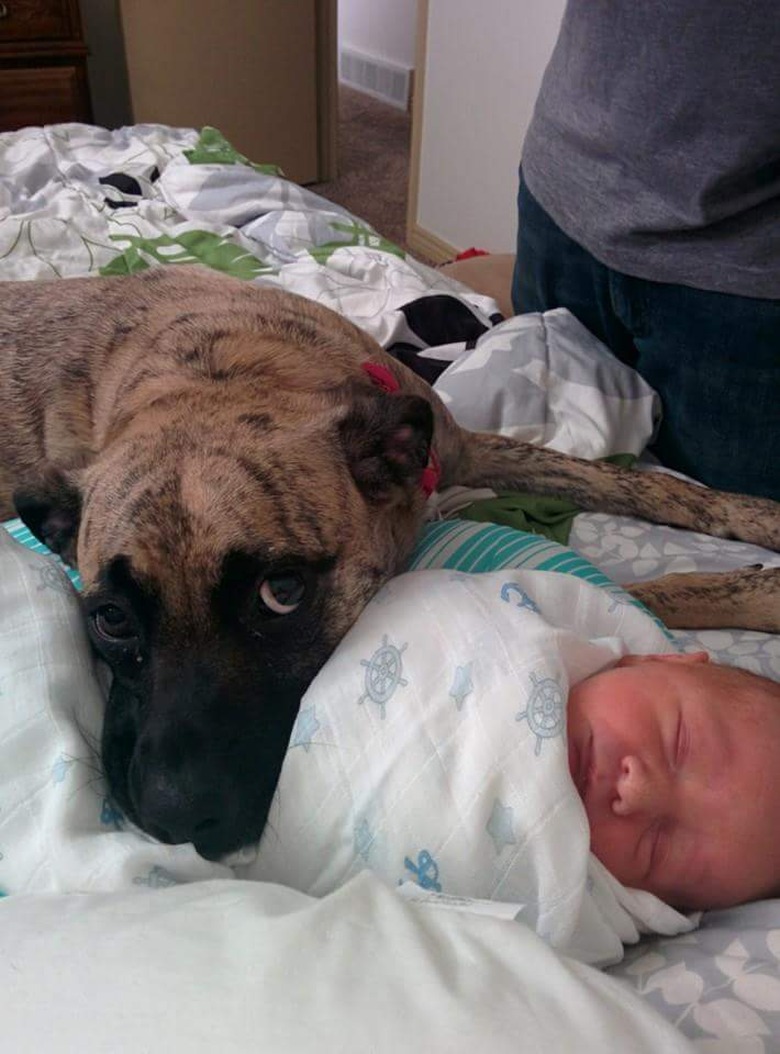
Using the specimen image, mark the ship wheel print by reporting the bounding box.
[32,559,71,595]
[357,634,408,719]
[516,671,565,756]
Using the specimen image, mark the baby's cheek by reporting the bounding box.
[587,811,642,887]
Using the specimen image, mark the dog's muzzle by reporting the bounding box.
[125,725,288,860]
[101,669,302,860]
[128,745,245,859]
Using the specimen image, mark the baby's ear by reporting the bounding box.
[616,651,710,667]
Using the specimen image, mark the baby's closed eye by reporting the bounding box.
[671,713,689,771]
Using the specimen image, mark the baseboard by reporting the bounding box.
[339,47,411,111]
[406,222,458,264]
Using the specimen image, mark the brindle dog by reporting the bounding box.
[1,267,778,859]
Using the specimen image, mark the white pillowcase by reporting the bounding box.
[434,308,660,459]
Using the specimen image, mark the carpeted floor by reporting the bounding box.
[309,86,413,252]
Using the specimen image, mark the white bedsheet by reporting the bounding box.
[0,873,694,1054]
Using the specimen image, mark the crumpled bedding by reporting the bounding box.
[0,122,658,463]
[0,873,695,1054]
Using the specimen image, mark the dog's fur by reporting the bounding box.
[1,267,778,858]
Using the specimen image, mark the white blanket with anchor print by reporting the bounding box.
[244,568,695,965]
[0,529,693,965]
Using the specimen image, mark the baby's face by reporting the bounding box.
[567,653,780,910]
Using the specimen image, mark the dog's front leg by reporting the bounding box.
[626,566,780,633]
[451,433,780,552]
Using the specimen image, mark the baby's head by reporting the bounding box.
[568,652,780,911]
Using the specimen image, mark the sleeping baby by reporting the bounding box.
[568,651,780,914]
[1,525,779,967]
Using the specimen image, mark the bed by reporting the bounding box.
[1,121,780,1052]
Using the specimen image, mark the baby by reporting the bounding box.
[569,651,780,911]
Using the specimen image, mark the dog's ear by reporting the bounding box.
[13,469,82,566]
[339,390,434,503]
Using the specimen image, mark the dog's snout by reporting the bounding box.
[128,732,239,859]
[101,660,302,860]
[134,768,224,850]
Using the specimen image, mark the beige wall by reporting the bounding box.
[409,0,565,258]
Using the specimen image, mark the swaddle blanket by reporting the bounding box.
[244,567,695,965]
[0,529,693,965]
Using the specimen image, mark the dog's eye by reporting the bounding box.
[92,604,136,642]
[258,572,306,615]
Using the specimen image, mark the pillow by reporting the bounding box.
[433,308,660,460]
[607,898,780,1048]
[2,517,81,589]
[0,525,225,894]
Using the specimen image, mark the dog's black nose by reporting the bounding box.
[129,754,239,859]
[143,782,219,845]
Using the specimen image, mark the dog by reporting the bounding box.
[1,266,778,859]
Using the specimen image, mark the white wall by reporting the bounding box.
[338,0,418,68]
[414,0,565,253]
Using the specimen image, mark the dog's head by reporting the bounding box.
[14,375,434,859]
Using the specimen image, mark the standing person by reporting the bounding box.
[513,1,780,501]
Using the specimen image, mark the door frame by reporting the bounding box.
[316,0,338,182]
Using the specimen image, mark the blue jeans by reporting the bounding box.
[512,173,780,501]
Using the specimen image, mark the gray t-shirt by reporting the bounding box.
[521,1,780,299]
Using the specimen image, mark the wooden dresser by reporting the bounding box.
[0,0,92,131]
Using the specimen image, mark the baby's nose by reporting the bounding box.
[612,755,667,816]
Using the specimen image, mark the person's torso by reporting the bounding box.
[521,0,780,297]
